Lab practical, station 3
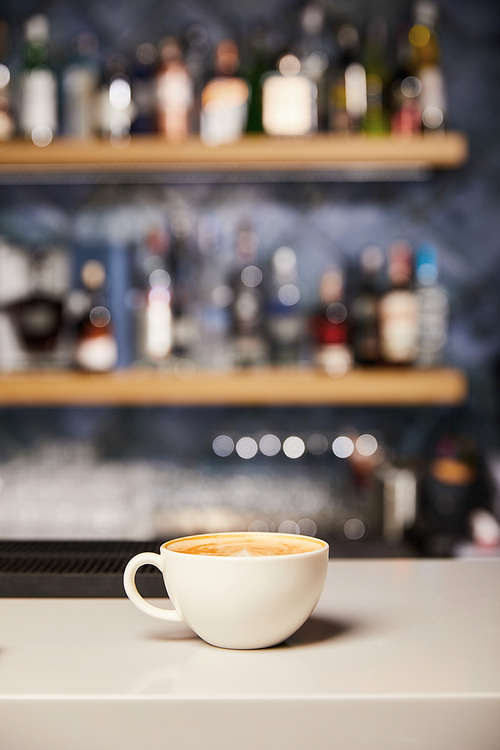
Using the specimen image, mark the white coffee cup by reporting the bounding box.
[123,531,329,650]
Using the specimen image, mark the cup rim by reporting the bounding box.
[162,530,329,558]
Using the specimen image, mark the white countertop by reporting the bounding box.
[1,559,499,750]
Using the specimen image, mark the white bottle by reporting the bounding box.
[19,15,58,146]
[200,39,249,145]
[262,53,318,137]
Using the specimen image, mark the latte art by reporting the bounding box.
[125,529,329,649]
[165,532,324,557]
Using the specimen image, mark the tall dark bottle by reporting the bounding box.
[228,221,267,368]
[298,2,330,131]
[242,23,275,133]
[265,246,303,365]
[350,245,384,365]
[328,24,365,134]
[361,17,392,134]
[309,266,352,376]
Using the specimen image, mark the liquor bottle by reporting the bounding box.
[361,17,391,134]
[6,245,69,365]
[74,259,118,372]
[169,211,199,361]
[415,242,449,367]
[194,215,233,369]
[155,37,193,141]
[99,54,136,146]
[183,24,210,135]
[350,245,384,365]
[309,266,352,377]
[19,14,58,146]
[265,246,303,365]
[200,39,249,145]
[297,2,330,131]
[228,221,267,367]
[241,23,275,133]
[61,32,100,138]
[408,0,446,131]
[132,226,173,365]
[328,24,365,135]
[0,237,30,370]
[130,42,158,134]
[261,52,318,137]
[0,19,14,141]
[378,240,419,366]
[390,28,423,137]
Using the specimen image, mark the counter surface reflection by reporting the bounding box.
[0,559,498,750]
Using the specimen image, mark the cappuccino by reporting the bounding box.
[125,530,329,648]
[164,532,324,557]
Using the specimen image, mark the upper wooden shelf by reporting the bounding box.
[0,367,467,406]
[0,133,468,175]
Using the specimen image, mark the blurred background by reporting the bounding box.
[0,0,499,572]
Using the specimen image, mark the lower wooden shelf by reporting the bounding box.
[0,367,467,406]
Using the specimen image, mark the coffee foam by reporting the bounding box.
[165,533,324,557]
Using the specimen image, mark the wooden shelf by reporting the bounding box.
[0,367,467,406]
[0,133,468,174]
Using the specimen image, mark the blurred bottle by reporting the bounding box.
[132,226,173,365]
[415,242,449,367]
[200,39,249,145]
[194,216,233,369]
[19,14,58,146]
[74,259,118,372]
[309,266,352,376]
[156,37,193,141]
[228,221,267,367]
[328,24,365,134]
[350,245,384,365]
[183,24,210,134]
[408,0,446,131]
[99,54,136,146]
[415,435,481,556]
[242,23,275,133]
[0,237,30,370]
[61,32,100,138]
[262,52,317,136]
[6,245,69,365]
[298,2,330,131]
[379,240,419,366]
[361,17,391,134]
[130,42,158,133]
[0,20,14,140]
[390,23,423,135]
[265,246,303,365]
[169,210,199,361]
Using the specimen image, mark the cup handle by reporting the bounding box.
[123,552,183,622]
